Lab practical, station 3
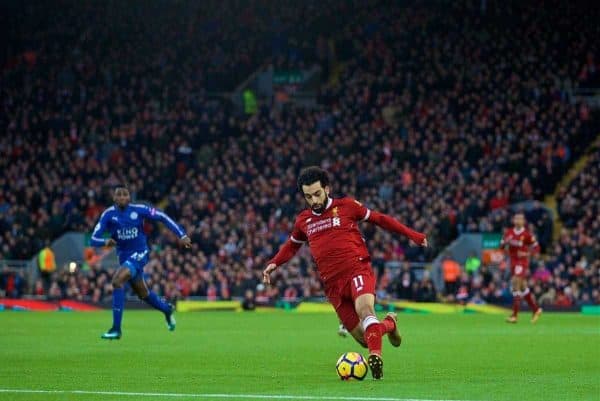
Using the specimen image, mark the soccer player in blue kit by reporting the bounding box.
[90,185,191,339]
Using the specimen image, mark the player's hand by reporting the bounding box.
[105,238,117,247]
[421,238,428,247]
[262,263,277,285]
[180,236,192,249]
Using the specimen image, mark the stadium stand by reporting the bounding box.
[1,0,598,306]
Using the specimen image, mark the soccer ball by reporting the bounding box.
[336,352,368,380]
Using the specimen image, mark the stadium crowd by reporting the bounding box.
[1,1,599,306]
[550,147,600,306]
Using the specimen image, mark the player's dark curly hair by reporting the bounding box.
[297,166,330,193]
[112,183,130,192]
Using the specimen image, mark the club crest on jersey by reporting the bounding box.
[331,207,341,226]
[130,211,138,220]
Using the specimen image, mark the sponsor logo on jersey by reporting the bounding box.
[117,227,139,240]
[307,217,341,235]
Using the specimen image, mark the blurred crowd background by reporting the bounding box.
[1,0,599,307]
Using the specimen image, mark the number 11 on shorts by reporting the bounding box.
[353,275,364,291]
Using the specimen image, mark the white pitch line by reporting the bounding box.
[0,389,478,401]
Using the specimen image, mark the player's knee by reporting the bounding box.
[355,337,367,348]
[112,277,124,288]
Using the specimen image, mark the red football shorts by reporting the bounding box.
[325,267,376,331]
[511,262,529,278]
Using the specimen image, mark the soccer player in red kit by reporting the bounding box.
[500,212,543,324]
[263,167,428,379]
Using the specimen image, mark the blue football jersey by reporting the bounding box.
[90,203,186,264]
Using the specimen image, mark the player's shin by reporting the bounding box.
[522,288,539,312]
[112,287,125,331]
[511,292,521,317]
[363,315,385,379]
[362,315,383,356]
[144,290,172,315]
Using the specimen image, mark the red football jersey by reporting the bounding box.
[290,197,372,284]
[501,227,539,269]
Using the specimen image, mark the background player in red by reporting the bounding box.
[263,166,428,379]
[500,212,543,324]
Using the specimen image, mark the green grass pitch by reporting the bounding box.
[0,311,598,401]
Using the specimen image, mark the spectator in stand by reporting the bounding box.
[1,0,598,307]
[465,252,481,276]
[442,254,461,299]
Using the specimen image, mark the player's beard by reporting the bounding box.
[311,200,326,214]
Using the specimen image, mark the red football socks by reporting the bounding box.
[365,324,383,355]
[523,290,539,313]
[363,315,384,355]
[381,317,395,334]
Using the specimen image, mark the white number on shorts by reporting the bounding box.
[514,265,523,275]
[353,275,364,291]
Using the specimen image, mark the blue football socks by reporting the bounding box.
[144,291,171,315]
[112,287,125,332]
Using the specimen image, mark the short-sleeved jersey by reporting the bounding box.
[290,197,372,284]
[501,227,538,269]
[90,203,185,265]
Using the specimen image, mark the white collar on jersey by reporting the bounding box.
[311,197,333,216]
[513,227,525,235]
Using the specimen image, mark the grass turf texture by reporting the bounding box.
[0,311,598,401]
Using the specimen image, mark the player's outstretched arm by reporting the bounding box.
[263,238,303,284]
[138,205,191,248]
[367,210,427,246]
